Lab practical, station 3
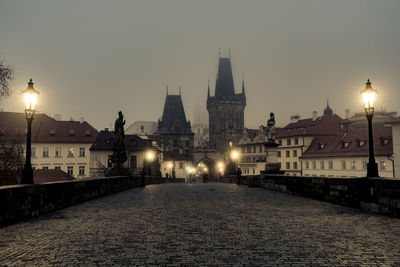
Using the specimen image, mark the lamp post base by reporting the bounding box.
[366,162,379,178]
[21,166,34,184]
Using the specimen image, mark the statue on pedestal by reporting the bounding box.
[111,111,127,168]
[266,112,276,143]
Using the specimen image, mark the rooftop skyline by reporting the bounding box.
[1,0,399,130]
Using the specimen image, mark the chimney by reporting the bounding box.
[69,117,74,122]
[80,117,84,124]
[54,114,61,121]
[290,115,300,123]
[345,109,351,119]
[312,111,318,121]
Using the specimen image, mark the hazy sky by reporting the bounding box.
[1,0,399,130]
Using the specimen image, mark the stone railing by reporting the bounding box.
[221,174,400,218]
[0,176,184,227]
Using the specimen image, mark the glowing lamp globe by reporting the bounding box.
[361,79,378,116]
[21,79,39,119]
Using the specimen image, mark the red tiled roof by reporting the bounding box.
[301,126,392,158]
[33,169,76,184]
[0,111,98,143]
[277,114,345,138]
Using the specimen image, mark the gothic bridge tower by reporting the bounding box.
[207,56,246,151]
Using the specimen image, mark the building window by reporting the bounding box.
[259,145,263,153]
[179,162,184,169]
[55,166,61,170]
[329,161,333,169]
[286,151,290,157]
[278,140,282,146]
[342,160,346,170]
[42,147,49,158]
[294,138,299,145]
[79,147,86,157]
[287,139,291,146]
[351,161,356,170]
[247,146,251,153]
[362,161,367,170]
[305,161,309,169]
[286,162,290,169]
[55,147,62,157]
[320,161,325,170]
[107,155,113,168]
[31,147,36,157]
[67,166,73,175]
[253,146,256,153]
[42,166,49,170]
[380,160,386,170]
[277,151,281,158]
[68,147,74,157]
[252,168,255,174]
[130,156,137,169]
[312,161,316,169]
[293,150,297,157]
[79,166,85,175]
[293,162,298,169]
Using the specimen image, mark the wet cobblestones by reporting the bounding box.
[1,183,400,266]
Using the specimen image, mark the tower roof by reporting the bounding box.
[324,100,333,115]
[160,93,190,131]
[215,57,235,97]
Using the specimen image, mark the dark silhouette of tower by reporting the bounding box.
[158,88,194,156]
[207,56,246,151]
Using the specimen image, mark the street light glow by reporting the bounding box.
[21,79,39,119]
[361,79,378,114]
[146,150,155,161]
[230,150,239,160]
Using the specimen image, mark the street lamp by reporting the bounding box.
[217,161,224,175]
[230,149,240,174]
[361,79,379,178]
[21,79,39,184]
[144,150,156,175]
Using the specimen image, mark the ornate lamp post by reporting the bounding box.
[361,79,379,178]
[21,79,39,184]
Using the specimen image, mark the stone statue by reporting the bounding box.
[267,112,276,142]
[111,111,127,166]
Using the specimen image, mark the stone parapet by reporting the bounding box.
[0,176,184,227]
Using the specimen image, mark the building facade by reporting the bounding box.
[207,56,246,151]
[388,119,400,178]
[125,121,158,136]
[0,112,98,179]
[89,129,158,176]
[300,126,394,178]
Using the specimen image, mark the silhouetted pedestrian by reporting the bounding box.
[236,167,242,185]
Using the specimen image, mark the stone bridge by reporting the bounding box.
[1,177,400,266]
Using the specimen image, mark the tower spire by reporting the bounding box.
[323,98,333,115]
[229,48,231,58]
[207,80,210,99]
[241,74,245,95]
[166,85,168,96]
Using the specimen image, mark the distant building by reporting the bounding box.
[276,103,348,176]
[237,126,268,175]
[388,118,400,178]
[207,56,246,151]
[301,126,393,178]
[349,109,397,129]
[89,129,157,176]
[0,111,98,179]
[33,169,75,184]
[157,89,194,157]
[125,121,158,136]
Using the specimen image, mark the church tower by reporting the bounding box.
[207,56,246,151]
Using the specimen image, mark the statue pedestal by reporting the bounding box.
[264,142,283,174]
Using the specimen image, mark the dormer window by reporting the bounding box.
[68,129,75,136]
[356,139,366,147]
[85,129,91,136]
[318,143,326,150]
[341,141,351,148]
[50,129,56,136]
[380,137,391,146]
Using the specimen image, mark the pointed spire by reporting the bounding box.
[323,98,333,115]
[218,48,221,58]
[241,74,245,95]
[166,85,168,96]
[228,48,231,58]
[207,80,210,99]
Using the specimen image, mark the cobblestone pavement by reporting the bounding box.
[1,183,400,266]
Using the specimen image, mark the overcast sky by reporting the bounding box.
[1,0,399,130]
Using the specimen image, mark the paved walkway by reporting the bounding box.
[1,183,400,266]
